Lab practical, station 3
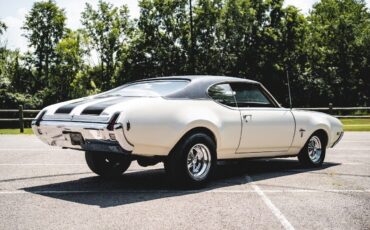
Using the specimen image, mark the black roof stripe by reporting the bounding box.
[55,98,94,114]
[81,98,131,115]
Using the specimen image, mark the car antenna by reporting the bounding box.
[286,68,293,110]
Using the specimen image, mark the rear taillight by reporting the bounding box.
[107,113,120,131]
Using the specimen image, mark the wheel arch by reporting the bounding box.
[169,126,218,157]
[310,129,329,147]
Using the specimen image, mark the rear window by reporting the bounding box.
[208,83,237,107]
[103,80,189,97]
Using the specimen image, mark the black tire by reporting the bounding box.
[298,132,326,167]
[85,151,131,177]
[164,132,216,187]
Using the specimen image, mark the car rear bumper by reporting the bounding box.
[31,120,134,154]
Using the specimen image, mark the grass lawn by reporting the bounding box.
[340,118,370,131]
[0,118,369,134]
[0,128,33,134]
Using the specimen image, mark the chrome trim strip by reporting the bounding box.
[43,114,72,120]
[72,115,110,122]
[331,131,344,147]
[42,115,111,123]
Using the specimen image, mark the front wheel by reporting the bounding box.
[85,151,131,177]
[164,133,216,187]
[298,133,326,167]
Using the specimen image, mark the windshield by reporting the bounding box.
[100,80,190,97]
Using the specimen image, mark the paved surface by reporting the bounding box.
[0,133,369,230]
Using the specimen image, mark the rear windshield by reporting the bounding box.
[101,80,189,97]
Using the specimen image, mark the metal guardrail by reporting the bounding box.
[0,104,369,133]
[296,104,370,118]
[0,106,40,133]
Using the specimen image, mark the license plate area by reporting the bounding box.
[63,131,85,145]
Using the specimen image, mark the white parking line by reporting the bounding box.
[341,140,370,143]
[334,148,370,150]
[340,162,368,165]
[0,189,369,195]
[0,148,70,151]
[0,163,85,166]
[245,175,295,230]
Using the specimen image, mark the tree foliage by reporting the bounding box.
[119,0,190,82]
[306,0,370,106]
[22,0,66,88]
[0,0,369,110]
[0,20,7,35]
[81,0,131,90]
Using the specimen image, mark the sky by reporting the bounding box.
[0,0,369,52]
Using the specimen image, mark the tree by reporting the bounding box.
[0,20,8,64]
[0,0,368,109]
[0,20,7,47]
[0,49,43,109]
[119,0,189,82]
[278,6,309,106]
[307,0,370,106]
[0,21,6,35]
[193,0,223,74]
[22,0,66,88]
[81,0,131,90]
[0,20,8,73]
[53,30,87,102]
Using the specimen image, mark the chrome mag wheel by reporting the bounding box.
[186,143,211,181]
[307,136,322,163]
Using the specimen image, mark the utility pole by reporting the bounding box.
[189,0,195,73]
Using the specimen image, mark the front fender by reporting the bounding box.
[291,110,342,152]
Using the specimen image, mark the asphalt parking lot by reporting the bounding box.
[0,133,369,230]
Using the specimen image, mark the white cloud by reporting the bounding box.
[1,0,369,53]
[3,8,28,52]
[1,0,139,53]
[57,0,139,30]
[283,0,318,14]
[284,0,370,14]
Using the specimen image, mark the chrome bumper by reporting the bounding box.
[31,120,133,154]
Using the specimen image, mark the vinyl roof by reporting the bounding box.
[135,75,259,99]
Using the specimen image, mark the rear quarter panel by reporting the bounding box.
[112,98,241,157]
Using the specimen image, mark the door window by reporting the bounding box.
[230,83,276,108]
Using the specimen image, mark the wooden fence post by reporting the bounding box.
[19,105,24,133]
[329,103,333,114]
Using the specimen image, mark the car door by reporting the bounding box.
[230,82,295,154]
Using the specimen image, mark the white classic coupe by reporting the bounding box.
[32,76,343,186]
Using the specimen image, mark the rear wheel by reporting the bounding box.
[298,132,326,167]
[164,133,216,187]
[85,151,131,177]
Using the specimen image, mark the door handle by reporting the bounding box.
[243,114,252,123]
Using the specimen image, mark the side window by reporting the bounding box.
[208,84,237,107]
[230,83,275,108]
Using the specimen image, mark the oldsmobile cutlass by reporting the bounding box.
[32,76,343,186]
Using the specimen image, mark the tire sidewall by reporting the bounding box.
[85,151,131,177]
[299,133,326,167]
[169,133,217,187]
